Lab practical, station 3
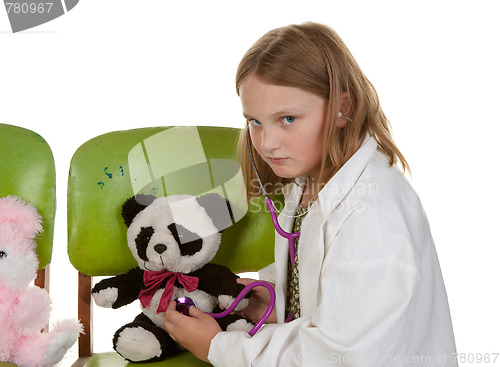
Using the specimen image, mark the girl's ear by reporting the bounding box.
[121,194,156,227]
[336,92,353,128]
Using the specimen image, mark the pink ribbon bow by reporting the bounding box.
[139,270,199,313]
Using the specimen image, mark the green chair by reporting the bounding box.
[67,126,277,366]
[0,124,56,367]
[0,123,56,288]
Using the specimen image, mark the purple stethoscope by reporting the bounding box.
[245,125,302,323]
[175,126,301,334]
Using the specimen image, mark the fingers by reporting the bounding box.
[188,305,205,318]
[237,278,276,290]
[164,300,206,322]
[163,300,219,362]
[164,301,180,324]
[163,301,181,341]
[165,298,181,317]
[237,277,258,286]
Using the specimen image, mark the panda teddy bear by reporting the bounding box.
[92,193,254,363]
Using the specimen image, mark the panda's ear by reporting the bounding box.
[122,194,156,227]
[196,193,234,233]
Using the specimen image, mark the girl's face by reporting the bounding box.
[239,75,328,182]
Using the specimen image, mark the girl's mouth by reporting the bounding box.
[268,157,288,165]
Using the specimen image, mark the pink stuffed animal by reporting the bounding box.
[0,196,82,367]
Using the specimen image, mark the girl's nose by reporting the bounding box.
[260,127,280,152]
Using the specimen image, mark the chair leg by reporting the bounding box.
[34,267,50,332]
[35,266,49,290]
[78,272,93,358]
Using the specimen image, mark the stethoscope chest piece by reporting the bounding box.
[175,297,197,315]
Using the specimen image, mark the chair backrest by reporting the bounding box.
[68,125,276,277]
[0,123,56,271]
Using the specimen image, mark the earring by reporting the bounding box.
[337,112,352,122]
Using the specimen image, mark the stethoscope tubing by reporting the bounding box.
[265,196,300,267]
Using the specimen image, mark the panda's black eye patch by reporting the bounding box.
[136,226,154,262]
[168,223,203,256]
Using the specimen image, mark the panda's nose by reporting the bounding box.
[154,244,167,254]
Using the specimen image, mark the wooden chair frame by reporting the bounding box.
[73,273,93,366]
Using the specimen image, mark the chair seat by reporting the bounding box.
[79,352,210,366]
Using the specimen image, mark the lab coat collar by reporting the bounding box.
[281,135,377,210]
[281,176,307,204]
[317,135,377,218]
[277,134,377,242]
[279,177,307,230]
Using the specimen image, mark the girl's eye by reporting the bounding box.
[249,119,261,126]
[281,116,296,125]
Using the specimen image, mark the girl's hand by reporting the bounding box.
[163,300,222,363]
[236,278,277,324]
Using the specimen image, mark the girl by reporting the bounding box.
[164,22,457,366]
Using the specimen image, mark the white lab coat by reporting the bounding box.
[208,136,457,366]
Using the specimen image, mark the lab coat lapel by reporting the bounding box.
[297,206,324,317]
[300,136,378,317]
[276,137,377,321]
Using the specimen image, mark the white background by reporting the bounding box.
[1,1,499,365]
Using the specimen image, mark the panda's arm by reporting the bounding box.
[92,267,144,309]
[193,263,249,311]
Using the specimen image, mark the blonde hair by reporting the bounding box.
[236,22,410,198]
